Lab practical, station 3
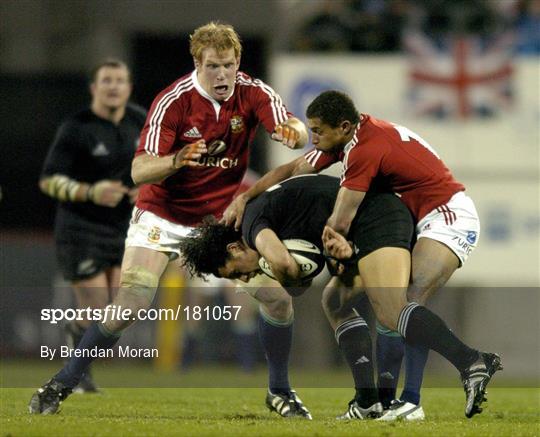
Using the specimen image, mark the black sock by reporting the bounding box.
[258,316,292,394]
[335,317,378,408]
[376,329,404,408]
[55,323,120,388]
[398,303,478,372]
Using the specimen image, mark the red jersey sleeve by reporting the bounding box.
[238,74,291,134]
[341,143,386,192]
[303,148,339,171]
[136,85,182,157]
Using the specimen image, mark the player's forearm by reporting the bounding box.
[132,141,207,185]
[327,188,366,236]
[131,153,178,185]
[256,230,302,286]
[326,213,354,237]
[283,117,308,149]
[39,175,91,202]
[272,258,303,287]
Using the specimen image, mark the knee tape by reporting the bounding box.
[120,266,160,302]
[376,320,402,337]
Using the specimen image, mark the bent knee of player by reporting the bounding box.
[369,299,400,332]
[376,312,398,332]
[321,286,341,319]
[102,314,134,333]
[118,266,160,311]
[263,294,293,322]
[409,268,450,304]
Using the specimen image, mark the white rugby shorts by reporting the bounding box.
[125,207,193,259]
[125,207,245,294]
[416,191,480,266]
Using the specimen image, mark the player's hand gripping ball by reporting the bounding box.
[258,239,325,282]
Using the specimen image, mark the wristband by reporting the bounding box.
[172,151,181,169]
[46,174,81,202]
[323,242,361,276]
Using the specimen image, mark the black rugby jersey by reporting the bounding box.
[242,175,339,252]
[42,104,146,247]
[241,174,413,258]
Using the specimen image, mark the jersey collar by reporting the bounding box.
[192,70,235,104]
[344,123,361,153]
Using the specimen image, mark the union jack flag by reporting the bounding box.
[404,31,515,119]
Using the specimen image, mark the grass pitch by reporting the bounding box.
[1,362,538,436]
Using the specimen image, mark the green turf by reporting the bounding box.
[1,387,538,436]
[1,362,539,436]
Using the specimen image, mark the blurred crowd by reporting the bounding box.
[290,0,540,54]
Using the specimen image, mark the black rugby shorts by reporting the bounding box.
[56,242,124,282]
[349,192,415,260]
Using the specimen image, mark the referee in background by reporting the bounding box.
[39,59,146,392]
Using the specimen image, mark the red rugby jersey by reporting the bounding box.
[304,114,464,221]
[135,71,291,225]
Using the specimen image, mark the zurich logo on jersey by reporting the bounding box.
[466,231,477,244]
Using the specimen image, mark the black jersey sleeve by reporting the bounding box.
[241,195,273,250]
[41,119,81,178]
[126,103,148,126]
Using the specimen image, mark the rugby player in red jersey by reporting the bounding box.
[29,22,310,418]
[222,90,502,420]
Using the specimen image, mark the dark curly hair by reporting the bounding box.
[179,216,242,279]
[306,90,360,128]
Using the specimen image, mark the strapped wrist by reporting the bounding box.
[172,151,180,169]
[86,185,95,202]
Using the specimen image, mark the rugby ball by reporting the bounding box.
[258,239,325,282]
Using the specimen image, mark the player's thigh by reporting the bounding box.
[412,192,480,302]
[358,247,410,330]
[253,285,292,319]
[409,237,459,303]
[121,246,170,278]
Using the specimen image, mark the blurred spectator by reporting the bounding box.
[290,0,540,54]
[292,0,352,51]
[515,0,540,54]
[349,0,410,51]
[290,0,410,52]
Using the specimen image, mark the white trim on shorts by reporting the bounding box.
[416,191,480,266]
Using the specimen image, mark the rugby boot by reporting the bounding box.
[377,399,425,421]
[29,378,72,415]
[337,399,383,420]
[266,389,312,419]
[461,352,503,418]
